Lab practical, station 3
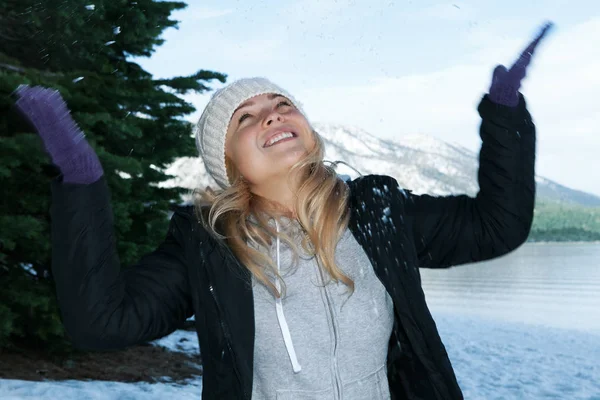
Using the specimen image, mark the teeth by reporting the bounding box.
[266,132,294,147]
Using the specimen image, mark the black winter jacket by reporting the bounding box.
[50,95,535,399]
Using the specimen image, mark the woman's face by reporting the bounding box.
[225,93,315,186]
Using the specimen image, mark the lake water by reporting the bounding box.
[420,242,600,334]
[2,243,599,399]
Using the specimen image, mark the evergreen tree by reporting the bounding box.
[529,199,600,242]
[0,0,226,351]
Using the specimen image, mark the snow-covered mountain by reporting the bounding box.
[161,123,600,207]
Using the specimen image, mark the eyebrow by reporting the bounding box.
[232,93,286,116]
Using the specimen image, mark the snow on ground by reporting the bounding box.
[1,314,599,399]
[434,313,600,400]
[0,330,202,400]
[151,329,199,355]
[0,378,203,400]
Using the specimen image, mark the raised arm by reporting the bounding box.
[13,86,194,350]
[406,23,553,268]
[408,93,535,268]
[50,177,194,350]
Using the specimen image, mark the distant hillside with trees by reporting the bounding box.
[529,199,600,242]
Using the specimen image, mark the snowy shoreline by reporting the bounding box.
[525,240,600,245]
[1,313,598,400]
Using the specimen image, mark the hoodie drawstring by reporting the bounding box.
[274,219,302,373]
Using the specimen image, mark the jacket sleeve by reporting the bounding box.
[50,176,194,350]
[406,93,536,268]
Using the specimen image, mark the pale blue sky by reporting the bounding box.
[135,0,600,195]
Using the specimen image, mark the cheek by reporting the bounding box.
[291,113,314,142]
[228,142,247,169]
[236,130,259,158]
[227,132,264,177]
[227,128,252,158]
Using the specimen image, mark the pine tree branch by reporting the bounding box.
[0,32,19,41]
[0,62,61,77]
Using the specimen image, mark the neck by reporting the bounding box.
[250,171,303,217]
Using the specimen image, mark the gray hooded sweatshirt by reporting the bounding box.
[251,219,394,399]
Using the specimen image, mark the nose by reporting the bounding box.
[265,110,284,126]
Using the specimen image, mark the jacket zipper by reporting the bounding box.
[324,286,343,400]
[317,264,343,400]
[208,283,249,400]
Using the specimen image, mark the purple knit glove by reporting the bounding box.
[489,22,554,107]
[13,85,104,184]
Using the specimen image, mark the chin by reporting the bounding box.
[282,148,309,168]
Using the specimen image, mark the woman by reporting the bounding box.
[13,23,552,400]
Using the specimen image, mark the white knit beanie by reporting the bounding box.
[195,77,306,189]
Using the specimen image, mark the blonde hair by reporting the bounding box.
[193,131,353,297]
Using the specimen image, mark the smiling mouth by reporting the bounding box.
[263,131,297,148]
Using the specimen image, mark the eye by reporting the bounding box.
[277,100,292,108]
[238,113,251,123]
